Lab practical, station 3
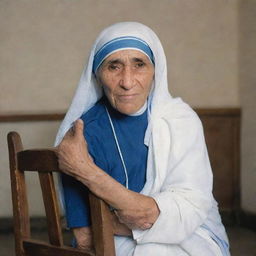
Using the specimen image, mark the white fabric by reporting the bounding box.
[55,22,230,255]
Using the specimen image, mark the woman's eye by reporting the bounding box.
[109,64,119,70]
[135,62,145,68]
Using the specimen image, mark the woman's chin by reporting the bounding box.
[115,104,140,115]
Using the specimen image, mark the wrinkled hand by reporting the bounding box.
[114,197,160,230]
[57,119,93,182]
[72,226,93,250]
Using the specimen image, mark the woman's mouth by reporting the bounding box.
[118,94,138,101]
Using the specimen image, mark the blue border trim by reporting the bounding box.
[201,224,230,255]
[93,36,154,73]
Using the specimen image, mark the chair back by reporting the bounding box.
[7,131,115,256]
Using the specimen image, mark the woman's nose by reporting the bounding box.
[119,66,135,90]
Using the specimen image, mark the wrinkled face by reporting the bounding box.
[96,49,154,115]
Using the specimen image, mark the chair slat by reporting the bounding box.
[18,149,59,172]
[38,172,63,246]
[89,194,115,256]
[23,239,94,256]
[7,132,31,256]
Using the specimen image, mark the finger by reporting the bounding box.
[74,119,84,138]
[62,127,74,141]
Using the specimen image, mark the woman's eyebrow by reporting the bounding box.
[106,59,123,65]
[132,57,145,62]
[104,57,147,66]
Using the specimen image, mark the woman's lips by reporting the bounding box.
[118,94,138,101]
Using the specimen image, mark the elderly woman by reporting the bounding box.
[55,22,230,256]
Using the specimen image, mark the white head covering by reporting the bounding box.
[54,21,172,146]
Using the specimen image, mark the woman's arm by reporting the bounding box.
[57,119,160,231]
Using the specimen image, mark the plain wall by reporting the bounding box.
[0,0,254,216]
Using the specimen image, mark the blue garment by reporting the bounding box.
[61,98,148,228]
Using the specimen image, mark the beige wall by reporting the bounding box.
[0,0,254,217]
[0,0,239,112]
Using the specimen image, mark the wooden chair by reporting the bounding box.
[7,131,116,256]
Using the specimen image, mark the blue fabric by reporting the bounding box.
[61,97,148,227]
[201,224,230,256]
[93,36,154,73]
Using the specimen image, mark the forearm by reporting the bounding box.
[77,162,154,212]
[76,163,159,230]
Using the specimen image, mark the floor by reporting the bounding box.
[0,226,255,255]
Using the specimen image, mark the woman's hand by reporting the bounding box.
[72,226,93,250]
[57,119,94,183]
[114,195,160,230]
